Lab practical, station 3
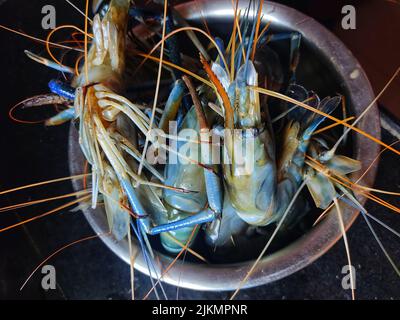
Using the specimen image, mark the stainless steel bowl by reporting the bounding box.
[69,0,380,291]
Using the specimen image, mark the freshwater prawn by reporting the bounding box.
[0,0,399,300]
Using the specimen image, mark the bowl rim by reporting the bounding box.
[69,0,381,291]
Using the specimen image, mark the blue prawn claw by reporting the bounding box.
[48,80,76,101]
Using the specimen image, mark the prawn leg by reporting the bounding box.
[24,50,75,74]
[45,108,75,126]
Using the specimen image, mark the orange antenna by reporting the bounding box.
[0,195,91,234]
[252,86,400,157]
[0,24,84,52]
[20,232,106,291]
[251,0,264,61]
[143,225,201,300]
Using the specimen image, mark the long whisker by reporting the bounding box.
[75,53,84,75]
[271,96,316,123]
[252,86,400,157]
[337,188,400,277]
[24,50,75,74]
[358,139,400,181]
[194,0,211,36]
[201,54,235,129]
[230,0,239,80]
[250,0,263,61]
[0,189,91,213]
[130,220,166,300]
[313,201,335,226]
[132,50,213,87]
[46,25,93,67]
[161,232,208,263]
[0,195,91,234]
[0,24,84,52]
[134,26,230,79]
[138,0,169,178]
[305,158,400,214]
[8,102,46,124]
[257,21,271,43]
[65,0,93,23]
[0,174,88,195]
[313,116,355,135]
[170,8,210,60]
[333,197,355,300]
[364,211,400,239]
[230,180,308,300]
[360,210,400,277]
[337,188,400,239]
[143,225,200,300]
[20,232,107,291]
[127,222,135,300]
[331,66,400,153]
[84,0,90,85]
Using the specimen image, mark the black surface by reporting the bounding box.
[0,0,399,300]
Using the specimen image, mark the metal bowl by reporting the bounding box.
[69,0,380,291]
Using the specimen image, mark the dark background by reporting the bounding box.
[0,0,399,299]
